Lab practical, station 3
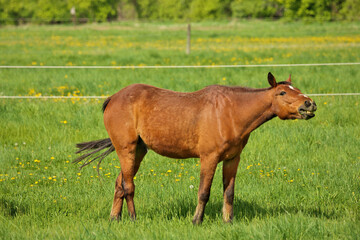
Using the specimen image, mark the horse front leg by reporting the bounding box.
[192,156,218,225]
[222,155,240,223]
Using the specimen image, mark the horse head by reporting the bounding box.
[268,72,317,120]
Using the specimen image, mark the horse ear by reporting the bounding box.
[287,74,292,82]
[268,72,277,88]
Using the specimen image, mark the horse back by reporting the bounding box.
[105,84,212,158]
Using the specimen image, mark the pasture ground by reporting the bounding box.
[1,20,359,239]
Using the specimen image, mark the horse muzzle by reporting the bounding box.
[298,100,317,120]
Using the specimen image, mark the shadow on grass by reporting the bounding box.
[0,197,28,218]
[157,197,338,222]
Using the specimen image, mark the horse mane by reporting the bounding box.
[102,81,292,112]
[230,80,292,93]
[277,81,292,85]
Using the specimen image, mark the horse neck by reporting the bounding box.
[232,88,276,137]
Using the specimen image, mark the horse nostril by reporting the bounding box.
[304,100,311,108]
[312,101,317,111]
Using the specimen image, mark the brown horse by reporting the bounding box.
[75,72,317,224]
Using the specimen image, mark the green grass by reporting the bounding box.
[1,20,360,239]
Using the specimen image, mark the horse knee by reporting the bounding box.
[114,187,125,199]
[122,181,135,198]
[199,191,210,204]
[224,188,234,205]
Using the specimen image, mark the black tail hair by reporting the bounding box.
[74,138,115,173]
[102,97,111,113]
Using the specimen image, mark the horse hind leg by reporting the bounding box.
[110,137,147,221]
[110,171,125,221]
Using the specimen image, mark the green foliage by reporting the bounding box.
[33,0,68,23]
[189,0,230,20]
[0,0,36,24]
[116,0,138,19]
[1,0,358,23]
[231,0,283,18]
[68,0,118,22]
[137,0,159,19]
[157,0,191,20]
[340,0,360,20]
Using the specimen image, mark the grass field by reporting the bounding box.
[1,20,360,239]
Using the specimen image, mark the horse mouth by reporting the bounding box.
[298,108,316,120]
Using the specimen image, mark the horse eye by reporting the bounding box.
[280,91,287,96]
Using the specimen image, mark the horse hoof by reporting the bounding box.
[109,215,120,222]
[192,218,203,225]
[223,218,233,224]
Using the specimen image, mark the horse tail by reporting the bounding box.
[74,138,115,172]
[102,97,111,113]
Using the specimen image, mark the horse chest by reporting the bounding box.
[218,138,247,161]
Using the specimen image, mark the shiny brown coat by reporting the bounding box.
[75,72,317,224]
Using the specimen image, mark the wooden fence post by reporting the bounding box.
[70,6,77,25]
[186,23,191,55]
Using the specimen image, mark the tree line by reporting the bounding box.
[1,0,359,24]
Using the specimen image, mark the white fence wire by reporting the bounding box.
[1,62,360,69]
[1,62,359,98]
[1,93,360,99]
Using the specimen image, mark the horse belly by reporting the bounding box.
[137,113,200,159]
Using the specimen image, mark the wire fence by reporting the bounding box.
[1,62,359,99]
[1,93,360,99]
[1,62,360,69]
